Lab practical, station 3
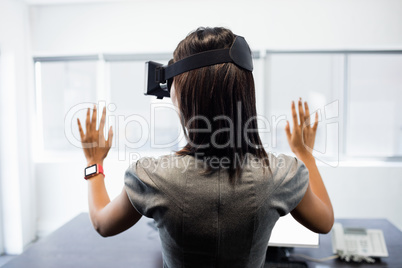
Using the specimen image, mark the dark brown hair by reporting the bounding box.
[173,27,269,182]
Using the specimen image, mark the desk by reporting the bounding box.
[3,214,401,268]
[291,219,402,268]
[3,213,163,268]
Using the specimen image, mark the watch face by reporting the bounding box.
[85,164,97,176]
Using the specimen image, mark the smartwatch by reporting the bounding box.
[84,164,104,180]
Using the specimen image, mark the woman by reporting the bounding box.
[77,27,334,268]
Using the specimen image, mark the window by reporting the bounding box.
[35,55,184,161]
[347,54,402,157]
[107,60,182,157]
[265,53,343,160]
[34,51,402,161]
[263,51,402,161]
[36,60,98,152]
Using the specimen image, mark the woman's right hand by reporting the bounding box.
[285,98,318,157]
[77,106,113,166]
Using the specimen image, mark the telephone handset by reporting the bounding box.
[331,223,388,262]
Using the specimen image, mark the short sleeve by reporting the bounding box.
[270,154,309,216]
[124,157,168,218]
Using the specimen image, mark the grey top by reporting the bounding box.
[124,153,309,268]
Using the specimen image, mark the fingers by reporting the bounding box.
[304,101,310,126]
[77,118,85,140]
[298,98,305,126]
[91,105,97,131]
[312,111,319,131]
[285,120,291,142]
[304,101,319,131]
[81,105,112,147]
[107,126,113,148]
[99,107,106,136]
[86,108,91,133]
[291,101,299,128]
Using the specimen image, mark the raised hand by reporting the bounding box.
[285,98,318,156]
[77,106,113,165]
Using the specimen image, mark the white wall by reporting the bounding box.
[27,0,402,238]
[0,0,36,254]
[30,0,402,55]
[321,163,402,230]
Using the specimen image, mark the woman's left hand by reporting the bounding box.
[77,106,113,165]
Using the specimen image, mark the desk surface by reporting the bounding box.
[3,214,402,268]
[293,219,402,268]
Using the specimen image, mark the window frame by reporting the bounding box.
[33,50,402,162]
[264,49,402,161]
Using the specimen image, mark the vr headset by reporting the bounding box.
[144,36,253,99]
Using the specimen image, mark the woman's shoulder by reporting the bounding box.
[131,153,196,193]
[253,152,309,216]
[135,153,195,172]
[245,152,308,191]
[124,153,192,215]
[244,152,302,172]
